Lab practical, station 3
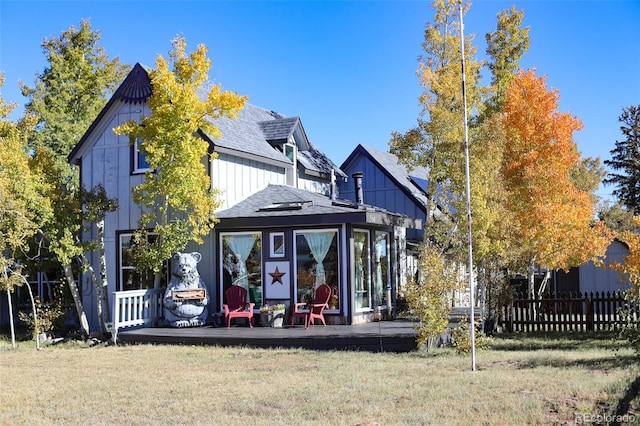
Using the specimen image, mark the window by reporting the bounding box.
[221,232,262,309]
[270,232,285,258]
[294,229,340,310]
[284,143,296,162]
[284,142,297,187]
[354,230,371,310]
[118,232,166,291]
[374,231,390,307]
[132,138,151,174]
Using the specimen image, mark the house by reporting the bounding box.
[66,63,421,330]
[554,240,630,296]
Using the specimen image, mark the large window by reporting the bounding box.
[374,231,390,307]
[354,230,391,310]
[118,232,166,291]
[221,232,262,309]
[294,229,340,310]
[354,230,371,310]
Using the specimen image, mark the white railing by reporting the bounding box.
[111,288,165,344]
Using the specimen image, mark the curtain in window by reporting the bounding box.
[354,239,365,292]
[304,232,334,287]
[374,236,385,305]
[225,234,258,291]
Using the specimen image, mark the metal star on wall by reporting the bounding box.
[268,266,286,285]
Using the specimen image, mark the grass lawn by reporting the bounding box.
[1,331,639,425]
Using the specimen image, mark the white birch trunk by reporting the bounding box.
[528,258,537,317]
[97,219,110,330]
[21,276,40,350]
[6,288,15,348]
[80,254,104,333]
[62,263,90,336]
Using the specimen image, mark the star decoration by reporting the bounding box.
[269,266,286,285]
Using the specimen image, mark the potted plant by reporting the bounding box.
[260,303,286,327]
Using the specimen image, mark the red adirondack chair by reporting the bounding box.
[290,283,332,329]
[223,286,255,328]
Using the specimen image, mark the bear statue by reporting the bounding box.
[163,251,209,327]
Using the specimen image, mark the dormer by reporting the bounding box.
[259,117,308,186]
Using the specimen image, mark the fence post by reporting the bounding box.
[585,298,594,332]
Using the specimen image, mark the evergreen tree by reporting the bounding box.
[604,105,640,214]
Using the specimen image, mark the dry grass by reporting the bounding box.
[1,332,638,425]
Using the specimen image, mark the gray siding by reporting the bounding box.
[212,152,286,210]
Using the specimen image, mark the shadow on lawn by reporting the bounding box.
[610,375,640,425]
[515,353,636,370]
[490,331,622,352]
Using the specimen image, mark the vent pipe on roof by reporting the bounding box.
[352,172,364,205]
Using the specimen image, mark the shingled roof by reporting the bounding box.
[258,117,300,143]
[215,184,421,229]
[70,62,346,180]
[111,63,152,104]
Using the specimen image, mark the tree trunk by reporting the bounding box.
[528,258,537,318]
[479,261,486,333]
[6,289,16,348]
[80,254,105,333]
[21,276,40,350]
[62,263,90,337]
[97,219,110,330]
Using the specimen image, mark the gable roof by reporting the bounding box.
[69,62,345,179]
[258,116,300,143]
[340,144,431,211]
[215,184,421,229]
[68,63,151,163]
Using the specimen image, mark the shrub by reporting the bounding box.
[452,314,492,355]
[404,242,464,349]
[18,297,67,339]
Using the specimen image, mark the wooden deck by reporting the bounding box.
[116,318,419,352]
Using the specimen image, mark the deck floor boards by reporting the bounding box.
[116,319,419,352]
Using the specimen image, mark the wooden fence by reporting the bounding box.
[499,291,636,332]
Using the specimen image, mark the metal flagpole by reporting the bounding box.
[459,3,476,372]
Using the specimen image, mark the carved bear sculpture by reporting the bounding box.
[163,252,209,327]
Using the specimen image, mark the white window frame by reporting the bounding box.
[354,228,372,312]
[132,137,152,174]
[118,231,162,291]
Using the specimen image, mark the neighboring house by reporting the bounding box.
[554,240,630,295]
[66,63,421,329]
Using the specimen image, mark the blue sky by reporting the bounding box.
[1,1,639,203]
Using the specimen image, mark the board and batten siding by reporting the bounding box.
[339,155,427,241]
[211,152,286,210]
[80,101,148,240]
[298,175,331,197]
[77,100,150,330]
